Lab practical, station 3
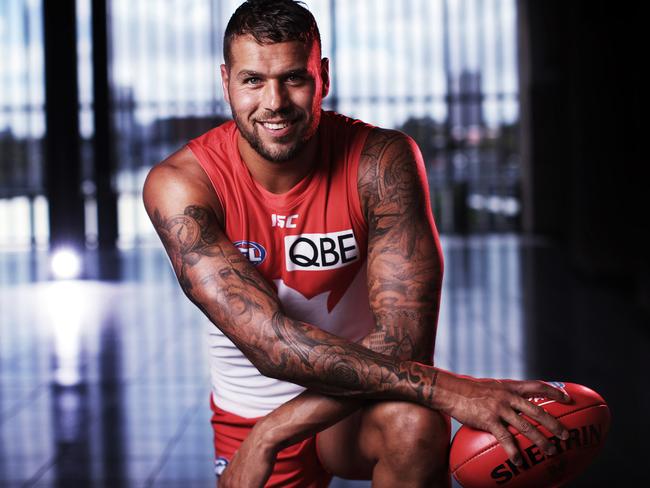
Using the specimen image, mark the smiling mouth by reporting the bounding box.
[259,120,292,130]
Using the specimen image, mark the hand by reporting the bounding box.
[218,424,277,488]
[437,373,572,466]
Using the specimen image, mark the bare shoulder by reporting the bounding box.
[143,146,223,224]
[357,127,426,223]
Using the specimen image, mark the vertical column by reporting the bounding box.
[92,0,118,250]
[516,0,572,239]
[43,0,85,249]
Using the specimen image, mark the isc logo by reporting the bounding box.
[284,230,358,271]
[233,240,267,266]
[272,214,299,228]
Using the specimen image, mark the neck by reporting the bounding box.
[237,134,319,194]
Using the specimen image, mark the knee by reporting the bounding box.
[369,402,451,470]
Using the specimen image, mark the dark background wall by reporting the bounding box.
[518,0,646,312]
[518,5,647,483]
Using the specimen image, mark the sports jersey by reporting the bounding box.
[187,111,376,418]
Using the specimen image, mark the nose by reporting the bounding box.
[262,80,289,112]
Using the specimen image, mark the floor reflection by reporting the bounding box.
[0,236,647,487]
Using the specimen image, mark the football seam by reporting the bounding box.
[451,403,607,473]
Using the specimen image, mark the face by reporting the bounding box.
[221,35,329,163]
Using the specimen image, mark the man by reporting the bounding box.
[143,1,571,486]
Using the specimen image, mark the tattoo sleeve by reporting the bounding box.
[145,139,443,409]
[358,129,443,363]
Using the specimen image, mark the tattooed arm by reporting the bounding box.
[144,146,571,472]
[360,129,442,362]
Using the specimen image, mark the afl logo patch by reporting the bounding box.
[234,240,267,266]
[214,456,229,477]
[284,230,358,271]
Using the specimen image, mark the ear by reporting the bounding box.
[220,64,231,105]
[320,58,330,98]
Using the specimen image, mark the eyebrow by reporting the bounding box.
[236,68,311,79]
[236,70,262,79]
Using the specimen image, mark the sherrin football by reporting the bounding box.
[449,382,610,488]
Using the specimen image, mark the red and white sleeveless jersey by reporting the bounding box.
[188,111,376,417]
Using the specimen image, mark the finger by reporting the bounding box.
[501,408,558,457]
[512,396,570,440]
[508,380,571,403]
[490,422,523,466]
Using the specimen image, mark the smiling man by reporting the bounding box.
[143,1,571,487]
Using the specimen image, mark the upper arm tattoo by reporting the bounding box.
[150,204,278,316]
[151,205,220,289]
[358,130,443,363]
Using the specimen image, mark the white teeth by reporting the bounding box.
[262,122,289,130]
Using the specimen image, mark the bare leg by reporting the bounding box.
[317,401,451,487]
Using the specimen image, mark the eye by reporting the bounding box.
[244,77,261,85]
[285,74,305,85]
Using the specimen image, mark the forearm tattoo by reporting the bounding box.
[149,196,439,406]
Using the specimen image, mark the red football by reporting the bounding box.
[449,382,611,488]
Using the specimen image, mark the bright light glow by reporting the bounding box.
[501,197,521,217]
[46,281,85,386]
[467,194,521,216]
[51,249,82,279]
[40,280,118,387]
[468,194,485,210]
[487,196,502,213]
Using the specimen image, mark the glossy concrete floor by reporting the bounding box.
[1,235,648,487]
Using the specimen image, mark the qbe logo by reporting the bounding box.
[284,230,358,271]
[233,240,267,266]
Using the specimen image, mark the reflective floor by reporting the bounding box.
[1,235,648,487]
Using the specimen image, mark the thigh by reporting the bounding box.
[315,405,377,480]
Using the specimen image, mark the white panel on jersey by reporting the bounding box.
[206,262,374,418]
[275,261,374,341]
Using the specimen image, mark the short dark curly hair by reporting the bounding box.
[223,0,321,66]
